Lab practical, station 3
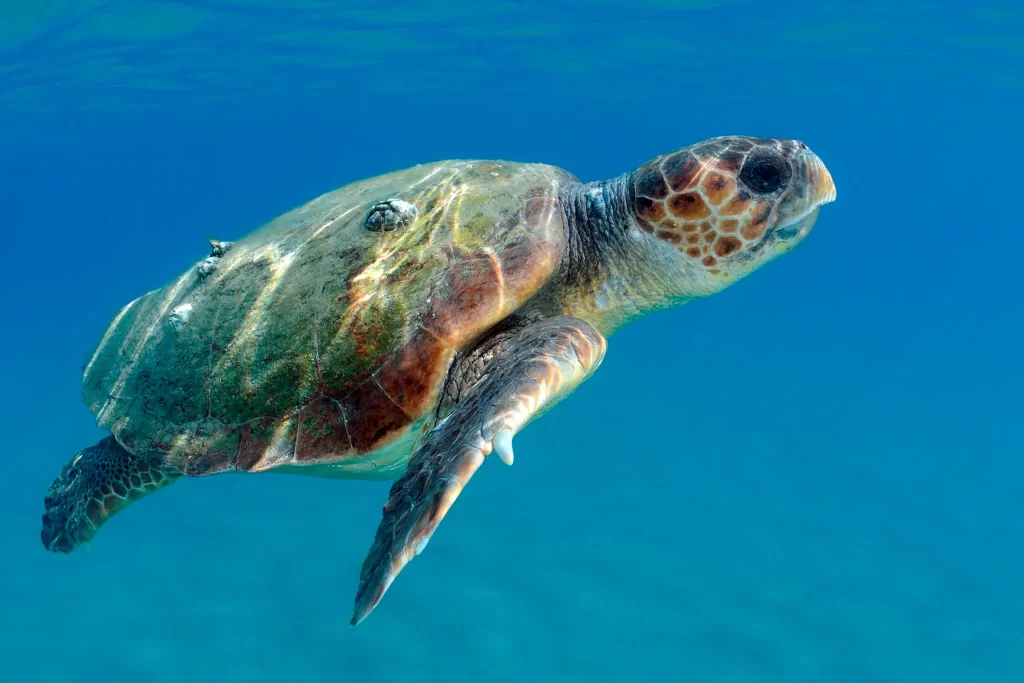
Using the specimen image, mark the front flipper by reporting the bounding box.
[41,436,180,553]
[351,315,606,625]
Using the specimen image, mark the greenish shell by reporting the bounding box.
[82,160,577,477]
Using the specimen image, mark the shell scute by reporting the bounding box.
[294,396,352,463]
[234,416,289,473]
[372,329,454,419]
[421,254,503,346]
[334,380,412,455]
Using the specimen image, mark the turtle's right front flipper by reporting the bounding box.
[351,315,607,625]
[41,436,180,553]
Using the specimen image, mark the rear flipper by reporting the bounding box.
[41,435,180,553]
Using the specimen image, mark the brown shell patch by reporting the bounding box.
[668,192,711,220]
[294,395,351,462]
[166,422,243,475]
[715,235,743,257]
[422,196,560,347]
[741,224,766,240]
[523,194,562,231]
[741,205,772,240]
[373,330,454,417]
[335,380,411,453]
[700,172,735,206]
[685,246,701,258]
[702,255,718,267]
[720,193,752,217]
[715,151,745,174]
[236,416,293,472]
[422,256,501,346]
[719,218,740,233]
[662,153,701,191]
[656,230,682,245]
[495,201,561,293]
[635,196,666,225]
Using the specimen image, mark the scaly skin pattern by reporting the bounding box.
[80,161,575,477]
[41,437,179,552]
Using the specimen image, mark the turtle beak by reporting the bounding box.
[803,148,837,207]
[771,206,821,256]
[768,148,834,257]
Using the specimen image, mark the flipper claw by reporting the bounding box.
[493,428,515,466]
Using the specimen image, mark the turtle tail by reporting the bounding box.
[41,435,180,553]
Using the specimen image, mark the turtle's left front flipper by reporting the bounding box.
[350,315,607,625]
[41,436,180,553]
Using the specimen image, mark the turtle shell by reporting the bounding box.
[81,160,577,477]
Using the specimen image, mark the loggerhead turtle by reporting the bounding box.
[41,135,836,625]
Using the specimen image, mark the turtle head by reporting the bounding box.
[629,136,836,291]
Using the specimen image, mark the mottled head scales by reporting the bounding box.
[631,135,835,282]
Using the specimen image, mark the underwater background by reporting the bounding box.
[2,1,1022,681]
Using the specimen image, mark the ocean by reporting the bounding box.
[2,2,1022,681]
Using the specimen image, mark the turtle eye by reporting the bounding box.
[739,153,787,194]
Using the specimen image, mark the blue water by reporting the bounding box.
[3,2,1023,681]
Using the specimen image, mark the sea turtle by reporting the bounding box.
[41,135,836,625]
